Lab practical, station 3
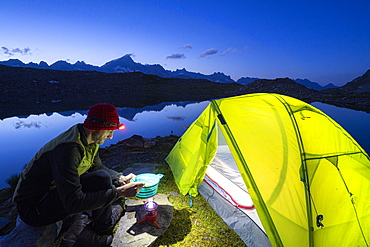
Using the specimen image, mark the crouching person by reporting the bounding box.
[12,103,145,247]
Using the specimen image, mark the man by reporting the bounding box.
[13,103,145,246]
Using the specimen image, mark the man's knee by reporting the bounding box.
[80,169,112,191]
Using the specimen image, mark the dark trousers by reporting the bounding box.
[17,169,114,233]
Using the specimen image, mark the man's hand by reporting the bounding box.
[116,182,145,198]
[119,173,136,185]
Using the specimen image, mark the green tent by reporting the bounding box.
[166,93,370,246]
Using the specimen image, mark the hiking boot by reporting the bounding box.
[94,203,124,236]
[74,227,112,247]
[60,213,91,246]
[61,225,112,247]
[111,203,124,226]
[60,216,112,247]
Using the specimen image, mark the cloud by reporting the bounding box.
[199,48,218,58]
[166,53,186,59]
[167,116,185,121]
[220,46,248,56]
[1,46,32,56]
[179,44,192,49]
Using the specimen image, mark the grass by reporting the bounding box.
[104,135,247,246]
[5,173,20,193]
[148,162,247,247]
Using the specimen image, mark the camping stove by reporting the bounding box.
[137,197,160,228]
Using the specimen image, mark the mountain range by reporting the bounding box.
[0,54,337,90]
[0,61,369,119]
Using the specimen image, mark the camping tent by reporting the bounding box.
[165,93,370,247]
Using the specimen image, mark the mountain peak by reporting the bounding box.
[74,61,87,65]
[236,76,260,85]
[100,54,140,73]
[293,78,334,91]
[39,61,49,67]
[340,69,370,92]
[176,68,188,72]
[102,54,136,68]
[2,58,24,67]
[115,54,135,63]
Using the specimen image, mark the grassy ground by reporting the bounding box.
[147,163,247,247]
[100,135,247,246]
[1,135,247,246]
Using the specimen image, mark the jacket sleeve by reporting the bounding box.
[50,143,118,214]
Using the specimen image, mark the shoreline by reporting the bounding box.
[1,92,370,120]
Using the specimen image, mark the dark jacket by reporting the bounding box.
[13,124,121,214]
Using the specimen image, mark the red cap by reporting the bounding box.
[83,103,120,130]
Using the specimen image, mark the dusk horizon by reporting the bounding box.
[1,54,368,87]
[1,1,369,87]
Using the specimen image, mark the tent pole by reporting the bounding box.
[300,162,315,247]
[275,95,314,246]
[211,101,283,246]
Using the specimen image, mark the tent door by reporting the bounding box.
[198,127,271,247]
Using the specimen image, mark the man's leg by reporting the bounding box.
[17,189,68,226]
[79,169,117,233]
[62,169,116,246]
[18,169,115,227]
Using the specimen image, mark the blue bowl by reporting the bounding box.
[131,173,164,198]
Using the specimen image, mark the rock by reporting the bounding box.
[0,216,62,247]
[122,163,162,175]
[144,139,156,148]
[113,163,173,246]
[121,135,145,148]
[111,193,173,247]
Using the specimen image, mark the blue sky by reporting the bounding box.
[1,0,369,86]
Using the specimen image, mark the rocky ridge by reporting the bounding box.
[1,65,369,120]
[0,55,334,89]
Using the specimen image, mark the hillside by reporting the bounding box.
[313,69,370,112]
[0,65,240,119]
[231,78,318,102]
[0,65,369,119]
[329,69,370,93]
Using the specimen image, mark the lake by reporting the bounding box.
[0,100,369,189]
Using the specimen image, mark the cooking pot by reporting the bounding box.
[131,173,164,198]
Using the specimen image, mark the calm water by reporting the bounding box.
[0,101,210,189]
[0,101,369,189]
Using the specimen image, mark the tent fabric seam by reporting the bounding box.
[274,94,315,245]
[204,174,255,210]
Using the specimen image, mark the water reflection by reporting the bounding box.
[311,102,370,154]
[13,120,43,129]
[0,101,369,189]
[0,101,210,189]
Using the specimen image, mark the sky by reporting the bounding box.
[1,0,369,86]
